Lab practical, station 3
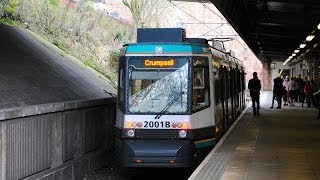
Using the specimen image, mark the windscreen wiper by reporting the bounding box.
[155,91,184,119]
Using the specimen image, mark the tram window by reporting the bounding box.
[193,69,204,88]
[227,71,231,97]
[118,67,125,111]
[215,79,220,104]
[220,78,224,101]
[230,70,234,95]
[131,79,153,95]
[192,61,210,111]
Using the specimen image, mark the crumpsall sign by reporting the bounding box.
[144,59,174,67]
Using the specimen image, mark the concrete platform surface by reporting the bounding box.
[190,91,320,180]
[0,24,116,109]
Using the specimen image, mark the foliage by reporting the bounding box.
[0,16,17,26]
[0,0,136,88]
[122,0,174,29]
[0,0,175,88]
[0,0,17,19]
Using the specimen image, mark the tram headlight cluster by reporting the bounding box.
[126,129,135,137]
[172,122,189,129]
[126,121,142,128]
[178,130,187,138]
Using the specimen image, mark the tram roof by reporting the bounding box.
[122,43,244,69]
[122,42,211,55]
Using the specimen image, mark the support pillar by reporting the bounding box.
[308,60,313,79]
[313,58,319,89]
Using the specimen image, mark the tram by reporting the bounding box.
[115,28,246,168]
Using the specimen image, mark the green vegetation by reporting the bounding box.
[0,17,17,26]
[0,0,175,88]
[0,0,135,88]
[1,0,17,19]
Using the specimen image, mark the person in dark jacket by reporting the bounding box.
[274,77,285,108]
[248,72,261,115]
[270,77,277,108]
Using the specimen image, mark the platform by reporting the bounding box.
[189,91,320,180]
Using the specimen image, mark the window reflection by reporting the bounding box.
[192,58,210,111]
[128,63,189,113]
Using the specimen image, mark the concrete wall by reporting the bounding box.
[0,98,116,180]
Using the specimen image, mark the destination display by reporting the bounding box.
[144,59,174,67]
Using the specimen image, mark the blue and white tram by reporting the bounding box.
[115,28,246,168]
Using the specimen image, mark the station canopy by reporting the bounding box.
[177,0,320,65]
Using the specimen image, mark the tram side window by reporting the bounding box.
[118,67,125,111]
[215,78,220,104]
[193,67,210,111]
[242,71,245,91]
[226,71,231,98]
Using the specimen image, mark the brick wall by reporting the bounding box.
[103,0,133,24]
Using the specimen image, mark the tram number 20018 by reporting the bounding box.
[144,121,170,128]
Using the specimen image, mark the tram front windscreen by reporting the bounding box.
[126,57,191,114]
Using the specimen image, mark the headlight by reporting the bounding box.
[179,130,187,138]
[126,129,135,137]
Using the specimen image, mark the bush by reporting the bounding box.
[1,0,17,19]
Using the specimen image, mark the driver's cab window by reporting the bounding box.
[192,58,210,111]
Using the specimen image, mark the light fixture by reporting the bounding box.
[292,53,296,56]
[306,35,315,41]
[299,44,306,48]
[283,56,293,65]
[283,59,290,65]
[294,50,300,53]
[179,130,187,138]
[126,129,135,137]
[279,69,283,75]
[318,23,320,30]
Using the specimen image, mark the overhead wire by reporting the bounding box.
[168,0,246,50]
[200,2,226,22]
[200,2,240,38]
[168,0,241,40]
[167,0,220,36]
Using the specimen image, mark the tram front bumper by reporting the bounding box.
[118,139,196,168]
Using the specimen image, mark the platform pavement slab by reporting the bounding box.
[189,91,320,180]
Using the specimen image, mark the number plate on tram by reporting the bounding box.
[143,121,171,128]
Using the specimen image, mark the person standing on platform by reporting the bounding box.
[283,76,290,106]
[296,74,304,103]
[270,77,277,108]
[304,80,313,108]
[248,72,261,116]
[274,77,285,108]
[288,77,298,106]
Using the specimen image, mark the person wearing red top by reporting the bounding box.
[304,81,313,107]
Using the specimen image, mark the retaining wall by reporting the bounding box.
[0,98,116,180]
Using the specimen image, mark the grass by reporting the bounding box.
[0,17,23,27]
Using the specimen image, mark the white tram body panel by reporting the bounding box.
[115,28,246,168]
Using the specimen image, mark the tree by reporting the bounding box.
[122,0,173,29]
